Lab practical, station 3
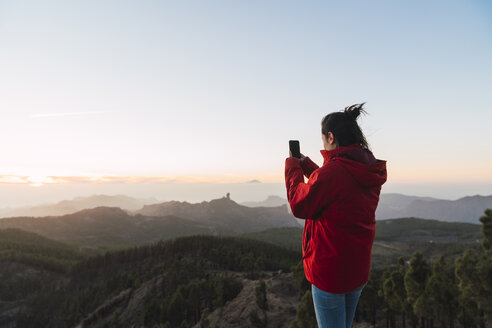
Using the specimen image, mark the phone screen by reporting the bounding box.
[289,140,301,158]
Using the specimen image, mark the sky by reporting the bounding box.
[0,1,491,206]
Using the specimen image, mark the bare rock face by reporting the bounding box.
[195,272,299,328]
[75,275,165,328]
[72,271,301,328]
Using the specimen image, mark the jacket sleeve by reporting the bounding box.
[285,157,332,220]
[300,156,319,179]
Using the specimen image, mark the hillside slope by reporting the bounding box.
[0,207,214,251]
[239,218,482,267]
[0,228,85,269]
[8,235,300,328]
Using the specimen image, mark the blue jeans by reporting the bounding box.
[311,283,366,328]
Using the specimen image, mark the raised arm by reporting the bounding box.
[284,157,331,220]
[300,156,319,179]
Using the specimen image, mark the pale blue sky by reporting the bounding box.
[0,0,491,203]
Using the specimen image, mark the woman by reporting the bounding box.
[285,103,387,328]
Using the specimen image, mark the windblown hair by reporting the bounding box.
[321,103,370,149]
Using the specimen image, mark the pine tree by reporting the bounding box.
[188,280,203,322]
[199,308,211,328]
[455,249,481,328]
[255,280,268,311]
[291,261,310,293]
[143,298,161,327]
[167,287,186,325]
[426,256,459,328]
[404,252,431,328]
[290,290,316,328]
[379,262,394,328]
[383,267,406,328]
[477,209,492,321]
[480,209,492,251]
[359,269,384,328]
[476,252,492,319]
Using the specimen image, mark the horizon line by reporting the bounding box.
[0,174,283,186]
[1,174,491,187]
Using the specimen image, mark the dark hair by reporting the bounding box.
[321,103,369,149]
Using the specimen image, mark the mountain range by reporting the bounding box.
[0,194,157,218]
[1,192,491,227]
[0,196,299,251]
[136,196,297,233]
[243,193,492,224]
[375,193,492,223]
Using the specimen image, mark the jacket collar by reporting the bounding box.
[320,144,362,165]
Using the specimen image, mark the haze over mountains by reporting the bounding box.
[241,195,288,208]
[242,193,492,224]
[136,196,297,233]
[0,196,299,251]
[0,194,157,218]
[1,192,491,225]
[375,193,492,223]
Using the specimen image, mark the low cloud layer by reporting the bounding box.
[0,175,256,187]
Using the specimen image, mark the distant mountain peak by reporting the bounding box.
[136,195,299,233]
[245,179,261,183]
[66,206,131,219]
[207,196,241,209]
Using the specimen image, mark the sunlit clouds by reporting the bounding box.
[0,174,281,187]
[0,175,70,187]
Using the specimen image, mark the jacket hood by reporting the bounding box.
[320,145,387,188]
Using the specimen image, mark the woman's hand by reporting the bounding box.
[288,151,306,161]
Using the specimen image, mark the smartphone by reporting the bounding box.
[289,140,301,158]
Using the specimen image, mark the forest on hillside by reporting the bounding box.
[0,210,491,327]
[291,210,492,328]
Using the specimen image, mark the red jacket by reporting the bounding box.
[285,144,387,294]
